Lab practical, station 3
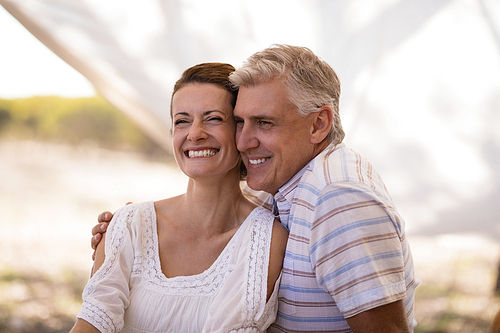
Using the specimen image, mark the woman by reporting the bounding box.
[70,63,288,333]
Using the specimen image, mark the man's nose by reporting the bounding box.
[236,124,258,151]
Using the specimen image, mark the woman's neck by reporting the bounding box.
[179,174,247,234]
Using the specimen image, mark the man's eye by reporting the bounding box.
[257,120,272,127]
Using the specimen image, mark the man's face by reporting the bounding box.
[234,78,318,195]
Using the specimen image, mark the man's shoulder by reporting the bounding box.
[297,144,389,203]
[307,143,381,187]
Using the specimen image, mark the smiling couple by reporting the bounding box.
[71,44,417,333]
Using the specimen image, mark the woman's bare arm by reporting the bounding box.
[266,220,288,301]
[69,318,100,333]
[90,232,106,277]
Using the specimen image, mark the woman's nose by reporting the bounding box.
[187,121,208,142]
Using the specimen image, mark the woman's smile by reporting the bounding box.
[185,148,219,158]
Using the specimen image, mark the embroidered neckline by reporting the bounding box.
[140,201,255,295]
[78,203,277,332]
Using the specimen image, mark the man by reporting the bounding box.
[92,44,417,332]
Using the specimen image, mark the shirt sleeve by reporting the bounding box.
[77,205,139,333]
[310,183,407,318]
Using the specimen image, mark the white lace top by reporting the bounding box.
[77,202,280,333]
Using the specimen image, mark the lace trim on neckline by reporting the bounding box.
[140,202,261,295]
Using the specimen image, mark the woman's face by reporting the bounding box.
[171,83,240,179]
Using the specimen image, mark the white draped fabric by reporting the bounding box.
[1,0,500,239]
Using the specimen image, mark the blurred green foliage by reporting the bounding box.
[0,96,167,157]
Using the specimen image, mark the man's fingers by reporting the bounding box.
[92,222,108,237]
[97,211,113,223]
[91,233,102,250]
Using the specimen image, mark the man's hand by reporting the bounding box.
[91,211,112,261]
[91,203,132,260]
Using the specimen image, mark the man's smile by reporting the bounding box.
[248,157,271,165]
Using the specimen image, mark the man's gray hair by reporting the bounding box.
[229,44,345,144]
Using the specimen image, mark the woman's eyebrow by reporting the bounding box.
[204,110,224,115]
[173,111,190,117]
[173,110,226,118]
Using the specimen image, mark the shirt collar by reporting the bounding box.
[275,161,310,201]
[272,159,313,228]
[272,142,341,227]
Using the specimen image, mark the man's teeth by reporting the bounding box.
[188,149,217,158]
[249,158,269,165]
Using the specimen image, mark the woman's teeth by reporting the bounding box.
[188,149,218,158]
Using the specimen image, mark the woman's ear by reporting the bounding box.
[310,106,333,144]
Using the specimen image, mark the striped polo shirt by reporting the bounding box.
[243,143,418,332]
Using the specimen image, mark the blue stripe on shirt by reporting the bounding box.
[310,216,392,254]
[318,250,403,285]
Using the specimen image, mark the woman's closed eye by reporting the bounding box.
[174,119,189,126]
[207,116,223,123]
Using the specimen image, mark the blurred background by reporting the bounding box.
[0,0,499,332]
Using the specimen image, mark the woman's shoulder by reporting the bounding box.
[244,206,287,256]
[110,201,155,228]
[248,206,275,223]
[113,201,151,215]
[244,207,286,242]
[152,195,184,215]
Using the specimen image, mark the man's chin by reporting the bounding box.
[246,176,265,191]
[246,181,263,192]
[246,177,276,195]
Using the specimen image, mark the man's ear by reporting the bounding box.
[310,106,333,144]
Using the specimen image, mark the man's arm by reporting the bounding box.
[311,185,413,332]
[346,300,410,333]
